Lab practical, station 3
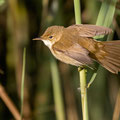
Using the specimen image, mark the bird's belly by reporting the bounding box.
[51,50,83,66]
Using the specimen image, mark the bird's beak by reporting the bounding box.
[32,37,42,40]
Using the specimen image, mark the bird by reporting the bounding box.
[33,24,120,74]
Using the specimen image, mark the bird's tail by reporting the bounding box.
[95,40,120,74]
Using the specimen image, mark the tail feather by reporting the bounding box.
[99,59,118,73]
[97,40,120,74]
[105,56,120,65]
[103,60,120,73]
[106,46,120,51]
[103,41,120,45]
[106,59,120,70]
[107,50,120,57]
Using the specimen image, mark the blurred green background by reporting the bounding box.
[0,0,120,120]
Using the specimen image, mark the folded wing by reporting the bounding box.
[52,34,93,65]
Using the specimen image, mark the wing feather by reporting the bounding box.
[53,36,93,65]
[66,24,112,37]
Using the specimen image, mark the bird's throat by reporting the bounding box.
[42,40,52,49]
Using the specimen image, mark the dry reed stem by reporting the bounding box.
[0,84,21,120]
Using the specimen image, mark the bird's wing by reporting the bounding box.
[66,24,112,37]
[52,34,93,65]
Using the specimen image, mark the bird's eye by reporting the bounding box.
[49,36,53,39]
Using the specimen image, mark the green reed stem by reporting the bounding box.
[79,69,89,120]
[21,48,26,120]
[74,0,81,24]
[74,0,89,120]
[50,58,65,120]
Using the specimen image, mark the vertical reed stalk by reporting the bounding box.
[74,0,89,120]
[50,58,65,120]
[21,48,26,120]
[74,0,81,24]
[79,68,89,120]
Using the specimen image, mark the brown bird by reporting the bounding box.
[33,24,120,74]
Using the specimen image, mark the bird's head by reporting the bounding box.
[33,26,64,48]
